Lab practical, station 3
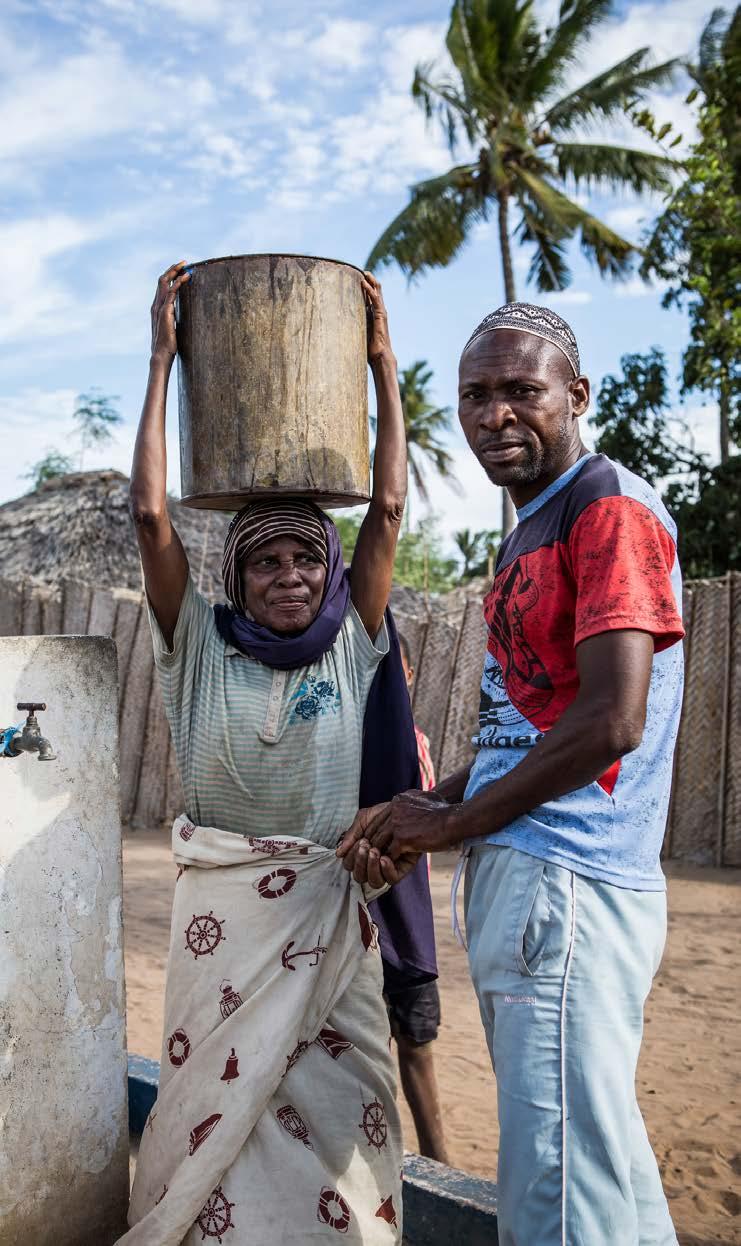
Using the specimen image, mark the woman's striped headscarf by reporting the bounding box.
[222,499,328,615]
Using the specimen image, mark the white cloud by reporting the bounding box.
[0,33,160,169]
[308,19,374,71]
[614,273,669,299]
[549,289,593,305]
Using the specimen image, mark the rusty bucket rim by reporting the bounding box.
[182,253,367,277]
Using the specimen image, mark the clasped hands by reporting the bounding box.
[336,789,456,887]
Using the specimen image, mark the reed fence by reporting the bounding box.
[1,572,738,865]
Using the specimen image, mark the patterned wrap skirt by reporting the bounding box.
[118,817,403,1245]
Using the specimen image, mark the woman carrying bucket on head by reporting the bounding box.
[119,261,434,1245]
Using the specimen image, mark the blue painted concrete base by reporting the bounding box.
[128,1055,498,1244]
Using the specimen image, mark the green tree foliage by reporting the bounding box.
[593,347,740,577]
[592,349,703,484]
[372,361,460,523]
[73,389,123,469]
[454,527,501,578]
[641,8,741,460]
[23,449,76,490]
[333,512,459,593]
[367,0,677,533]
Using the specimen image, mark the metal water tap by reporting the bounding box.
[8,703,57,761]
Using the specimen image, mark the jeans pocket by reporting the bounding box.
[513,860,550,977]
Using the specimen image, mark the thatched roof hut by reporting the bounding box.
[0,470,479,617]
[0,470,230,600]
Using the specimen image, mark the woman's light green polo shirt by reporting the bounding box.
[149,577,389,848]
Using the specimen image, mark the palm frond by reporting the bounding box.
[516,168,635,279]
[412,65,478,151]
[553,142,676,193]
[516,201,572,290]
[525,0,614,100]
[543,53,678,132]
[366,165,485,276]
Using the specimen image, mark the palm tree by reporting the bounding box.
[454,527,483,577]
[367,0,678,532]
[373,360,460,526]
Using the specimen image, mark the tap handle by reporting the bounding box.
[17,702,46,713]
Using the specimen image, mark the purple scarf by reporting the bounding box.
[213,512,437,983]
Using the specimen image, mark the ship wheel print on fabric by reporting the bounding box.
[317,1187,351,1234]
[359,1098,388,1151]
[167,1028,191,1067]
[185,912,226,959]
[197,1185,235,1242]
[254,868,297,900]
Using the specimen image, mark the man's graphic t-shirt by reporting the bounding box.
[464,454,685,889]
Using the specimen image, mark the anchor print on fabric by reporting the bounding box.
[317,1187,351,1234]
[197,1185,235,1242]
[284,1039,310,1074]
[185,912,226,959]
[359,1099,388,1151]
[290,676,340,722]
[281,935,327,972]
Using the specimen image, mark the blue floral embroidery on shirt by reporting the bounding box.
[290,676,341,721]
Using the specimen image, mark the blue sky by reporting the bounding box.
[1,0,718,550]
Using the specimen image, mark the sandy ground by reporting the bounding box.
[123,828,740,1245]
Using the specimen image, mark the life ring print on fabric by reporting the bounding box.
[254,868,297,899]
[167,1028,191,1067]
[317,1187,351,1233]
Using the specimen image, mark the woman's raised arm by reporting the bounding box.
[349,273,407,638]
[130,261,191,648]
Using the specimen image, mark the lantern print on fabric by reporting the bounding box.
[317,1187,351,1233]
[219,981,243,1020]
[276,1104,313,1149]
[290,675,341,721]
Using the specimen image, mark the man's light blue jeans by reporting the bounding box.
[464,844,678,1246]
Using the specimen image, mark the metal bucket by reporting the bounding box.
[176,254,370,510]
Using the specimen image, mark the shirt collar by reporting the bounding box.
[515,453,594,522]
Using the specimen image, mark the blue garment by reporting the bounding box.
[465,454,685,889]
[464,843,678,1246]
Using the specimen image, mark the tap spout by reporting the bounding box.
[10,731,57,761]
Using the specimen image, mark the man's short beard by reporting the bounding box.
[481,419,572,486]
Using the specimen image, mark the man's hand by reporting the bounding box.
[337,791,458,886]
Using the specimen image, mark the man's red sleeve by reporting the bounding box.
[567,496,685,652]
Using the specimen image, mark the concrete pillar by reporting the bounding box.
[0,636,128,1245]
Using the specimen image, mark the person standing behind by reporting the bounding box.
[377,631,448,1165]
[340,303,684,1246]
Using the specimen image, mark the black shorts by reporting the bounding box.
[382,962,440,1045]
